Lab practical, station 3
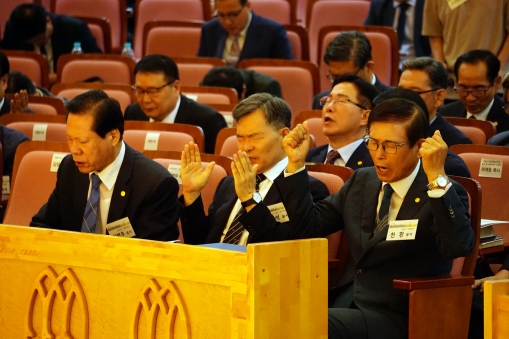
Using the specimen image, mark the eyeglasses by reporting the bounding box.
[363,136,407,154]
[214,5,245,20]
[132,81,175,97]
[319,95,367,110]
[454,86,492,98]
[413,88,441,95]
[326,68,361,83]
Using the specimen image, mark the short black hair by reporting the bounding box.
[454,50,500,84]
[323,31,372,68]
[370,90,429,147]
[216,0,247,7]
[8,4,48,42]
[6,71,37,95]
[232,93,291,130]
[331,74,379,109]
[66,90,124,139]
[0,51,9,78]
[402,57,448,89]
[202,66,244,100]
[134,54,179,82]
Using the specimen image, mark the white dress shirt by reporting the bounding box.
[325,139,364,166]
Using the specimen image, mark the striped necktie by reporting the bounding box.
[223,174,266,244]
[81,173,101,233]
[326,150,341,165]
[225,34,241,66]
[374,184,394,235]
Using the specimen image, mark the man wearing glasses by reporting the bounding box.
[398,56,471,146]
[282,97,473,339]
[306,75,378,169]
[439,50,509,134]
[197,0,293,66]
[124,54,227,154]
[312,31,392,109]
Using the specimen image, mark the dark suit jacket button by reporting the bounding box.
[356,269,362,275]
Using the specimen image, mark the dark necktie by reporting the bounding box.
[397,3,410,49]
[223,173,267,244]
[374,184,394,235]
[326,150,341,165]
[81,173,101,233]
[469,115,477,119]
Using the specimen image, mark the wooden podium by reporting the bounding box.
[0,225,327,338]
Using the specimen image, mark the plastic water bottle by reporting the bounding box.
[71,42,83,54]
[121,42,135,60]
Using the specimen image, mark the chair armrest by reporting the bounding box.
[393,274,474,290]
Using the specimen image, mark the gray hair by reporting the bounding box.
[232,93,291,129]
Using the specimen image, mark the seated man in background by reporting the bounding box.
[31,90,180,241]
[6,70,69,103]
[372,88,471,178]
[124,55,227,154]
[0,3,102,75]
[439,49,509,134]
[306,75,378,169]
[312,31,392,109]
[201,66,283,100]
[0,51,29,115]
[197,0,293,66]
[179,93,328,245]
[398,56,472,146]
[282,98,474,339]
[488,72,509,146]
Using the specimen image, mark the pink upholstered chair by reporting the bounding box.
[285,24,310,61]
[56,54,136,85]
[173,57,226,87]
[2,50,49,88]
[180,86,238,105]
[134,0,204,59]
[250,0,291,24]
[6,122,67,142]
[308,0,370,63]
[238,59,320,124]
[75,16,112,53]
[444,117,497,144]
[53,0,126,53]
[143,21,204,58]
[123,130,195,152]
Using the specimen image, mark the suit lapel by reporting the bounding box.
[359,175,382,252]
[174,95,189,124]
[345,143,368,169]
[106,144,134,224]
[216,30,228,58]
[72,166,91,232]
[361,166,428,256]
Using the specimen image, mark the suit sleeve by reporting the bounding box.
[364,0,381,25]
[270,25,294,60]
[179,177,229,244]
[76,19,103,54]
[428,180,474,258]
[30,156,68,229]
[197,25,209,57]
[133,174,180,241]
[238,174,329,242]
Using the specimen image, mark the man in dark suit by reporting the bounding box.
[197,0,293,65]
[124,55,227,154]
[201,66,283,100]
[0,4,102,74]
[31,90,179,242]
[179,93,329,245]
[364,0,430,67]
[312,31,392,109]
[283,98,474,339]
[439,50,509,134]
[0,51,10,116]
[306,75,378,169]
[398,56,471,146]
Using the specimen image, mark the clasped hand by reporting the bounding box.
[418,130,448,183]
[282,121,310,173]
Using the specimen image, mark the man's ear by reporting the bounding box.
[173,79,181,92]
[360,109,370,126]
[435,89,446,109]
[280,127,290,138]
[110,129,121,146]
[365,60,375,73]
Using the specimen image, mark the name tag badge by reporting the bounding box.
[167,164,182,184]
[32,124,48,141]
[446,0,467,10]
[144,132,160,151]
[2,176,10,195]
[267,202,290,223]
[50,153,68,172]
[386,219,418,241]
[106,217,136,238]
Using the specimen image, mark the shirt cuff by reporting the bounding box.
[284,166,306,177]
[427,182,452,198]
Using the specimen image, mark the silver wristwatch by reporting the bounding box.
[427,175,449,190]
[241,191,262,208]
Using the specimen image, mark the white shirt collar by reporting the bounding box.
[0,97,4,111]
[92,141,126,190]
[382,159,420,200]
[466,98,494,121]
[327,139,364,164]
[371,73,377,85]
[393,0,416,8]
[150,94,181,123]
[237,12,252,38]
[262,157,288,182]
